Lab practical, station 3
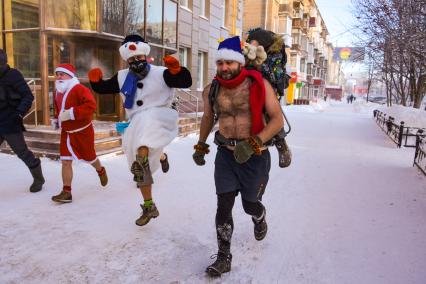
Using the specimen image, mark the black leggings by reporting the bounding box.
[216,191,264,226]
[0,132,39,169]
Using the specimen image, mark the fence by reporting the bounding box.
[174,89,201,129]
[414,132,426,175]
[373,109,425,148]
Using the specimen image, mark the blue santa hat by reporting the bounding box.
[215,36,245,65]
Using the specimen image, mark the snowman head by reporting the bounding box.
[119,34,151,62]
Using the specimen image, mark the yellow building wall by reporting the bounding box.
[287,82,295,104]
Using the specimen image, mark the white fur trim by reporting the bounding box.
[55,67,75,78]
[60,156,73,161]
[69,107,75,120]
[119,41,151,61]
[215,48,245,65]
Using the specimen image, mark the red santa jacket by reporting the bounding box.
[54,84,96,132]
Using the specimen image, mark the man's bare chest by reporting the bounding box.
[215,79,251,117]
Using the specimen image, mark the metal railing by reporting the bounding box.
[23,79,38,127]
[373,109,426,148]
[414,132,426,176]
[174,88,201,129]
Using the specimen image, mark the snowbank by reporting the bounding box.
[377,105,426,129]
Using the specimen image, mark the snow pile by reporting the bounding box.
[377,105,426,129]
[352,100,378,114]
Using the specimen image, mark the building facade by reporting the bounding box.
[243,0,341,104]
[1,0,179,125]
[178,0,243,95]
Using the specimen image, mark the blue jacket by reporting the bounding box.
[0,65,34,134]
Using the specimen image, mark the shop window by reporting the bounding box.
[146,0,163,44]
[48,38,72,76]
[103,0,125,35]
[5,0,39,30]
[6,32,40,78]
[74,43,94,77]
[146,45,163,66]
[97,47,116,78]
[46,0,97,31]
[164,0,177,49]
[127,0,145,36]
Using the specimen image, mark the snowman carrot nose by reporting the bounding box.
[129,44,137,51]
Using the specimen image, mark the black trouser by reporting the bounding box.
[0,131,39,169]
[215,191,265,254]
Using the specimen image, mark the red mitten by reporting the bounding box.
[163,55,181,75]
[88,68,103,83]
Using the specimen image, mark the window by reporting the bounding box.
[290,55,297,68]
[75,43,95,76]
[6,32,40,78]
[164,0,178,48]
[102,0,125,35]
[197,52,206,90]
[6,0,39,30]
[179,47,190,69]
[180,0,192,9]
[200,0,205,16]
[127,0,145,35]
[147,45,163,66]
[146,0,163,44]
[300,58,306,73]
[46,0,97,30]
[199,0,209,18]
[221,0,226,27]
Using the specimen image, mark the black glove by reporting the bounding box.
[193,141,210,166]
[233,136,263,164]
[14,112,23,125]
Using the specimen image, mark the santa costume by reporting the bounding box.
[54,64,97,163]
[88,35,192,175]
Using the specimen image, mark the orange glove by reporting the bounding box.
[88,68,103,83]
[163,55,181,75]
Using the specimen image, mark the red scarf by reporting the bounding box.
[215,68,266,135]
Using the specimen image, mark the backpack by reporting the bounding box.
[262,44,290,99]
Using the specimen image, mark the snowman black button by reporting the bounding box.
[137,82,144,89]
[136,100,144,106]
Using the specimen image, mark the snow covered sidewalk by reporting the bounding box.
[1,101,425,284]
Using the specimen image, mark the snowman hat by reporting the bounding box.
[55,63,77,78]
[215,36,245,65]
[119,34,151,61]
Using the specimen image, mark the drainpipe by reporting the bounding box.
[264,0,269,29]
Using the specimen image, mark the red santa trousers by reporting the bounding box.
[60,123,97,163]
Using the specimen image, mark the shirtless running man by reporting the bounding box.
[192,36,283,277]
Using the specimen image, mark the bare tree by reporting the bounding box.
[353,0,426,108]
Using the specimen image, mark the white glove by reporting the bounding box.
[59,109,73,122]
[50,118,59,130]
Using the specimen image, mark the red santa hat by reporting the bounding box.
[55,63,77,78]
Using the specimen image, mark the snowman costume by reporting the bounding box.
[89,35,192,174]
